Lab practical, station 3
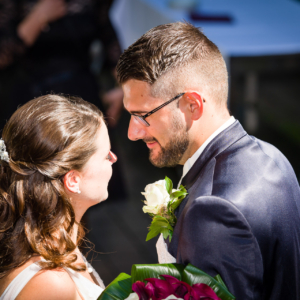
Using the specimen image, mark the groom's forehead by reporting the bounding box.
[122,79,151,97]
[123,79,163,112]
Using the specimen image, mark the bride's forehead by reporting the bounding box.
[94,124,109,148]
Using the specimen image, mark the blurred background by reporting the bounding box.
[0,0,300,285]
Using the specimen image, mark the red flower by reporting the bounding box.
[132,275,221,300]
[132,281,151,300]
[190,283,221,300]
[160,275,190,298]
[144,277,175,300]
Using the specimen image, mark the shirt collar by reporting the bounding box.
[178,116,236,188]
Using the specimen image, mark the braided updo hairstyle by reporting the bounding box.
[0,94,103,278]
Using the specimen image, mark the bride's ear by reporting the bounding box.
[63,170,81,194]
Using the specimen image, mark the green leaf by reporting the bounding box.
[182,264,235,300]
[170,197,185,211]
[178,184,187,192]
[165,176,173,195]
[131,264,185,283]
[146,226,162,241]
[171,190,187,200]
[98,273,132,300]
[146,216,173,241]
[151,216,173,230]
[161,228,172,241]
[214,274,228,290]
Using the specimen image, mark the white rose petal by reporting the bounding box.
[164,295,184,300]
[143,185,162,206]
[154,181,170,202]
[124,293,139,300]
[142,205,159,214]
[142,179,170,208]
[144,179,165,192]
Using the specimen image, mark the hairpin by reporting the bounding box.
[0,139,9,163]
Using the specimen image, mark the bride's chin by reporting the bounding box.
[87,194,108,207]
[98,191,109,203]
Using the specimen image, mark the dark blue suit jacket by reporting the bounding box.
[168,120,300,299]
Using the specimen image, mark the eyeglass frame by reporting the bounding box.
[130,92,185,127]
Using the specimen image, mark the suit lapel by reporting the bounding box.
[175,121,247,223]
[168,121,247,251]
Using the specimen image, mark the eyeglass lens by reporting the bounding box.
[133,115,150,127]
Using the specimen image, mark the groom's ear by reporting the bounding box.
[181,92,204,121]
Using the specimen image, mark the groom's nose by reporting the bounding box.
[128,116,147,141]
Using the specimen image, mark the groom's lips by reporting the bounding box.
[144,139,159,149]
[146,141,158,148]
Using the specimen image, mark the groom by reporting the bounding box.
[116,22,300,299]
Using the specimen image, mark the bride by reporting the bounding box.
[0,94,117,299]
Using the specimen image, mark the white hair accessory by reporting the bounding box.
[0,139,9,163]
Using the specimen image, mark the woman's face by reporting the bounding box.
[79,121,117,205]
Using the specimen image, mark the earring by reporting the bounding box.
[77,187,81,194]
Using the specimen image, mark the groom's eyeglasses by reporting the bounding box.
[130,93,185,127]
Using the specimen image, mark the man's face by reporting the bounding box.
[123,79,189,167]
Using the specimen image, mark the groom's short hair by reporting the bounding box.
[117,22,228,106]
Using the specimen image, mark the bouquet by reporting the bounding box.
[98,264,235,300]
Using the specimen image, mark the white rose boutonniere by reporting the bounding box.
[142,176,188,242]
[142,179,171,214]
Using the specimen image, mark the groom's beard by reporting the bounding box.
[146,115,189,168]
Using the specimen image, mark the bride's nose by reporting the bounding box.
[110,151,118,163]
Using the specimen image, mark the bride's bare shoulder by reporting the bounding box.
[0,256,42,296]
[16,267,81,300]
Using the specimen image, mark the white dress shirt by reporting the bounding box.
[178,116,235,188]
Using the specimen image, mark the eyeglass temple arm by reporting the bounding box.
[142,93,185,119]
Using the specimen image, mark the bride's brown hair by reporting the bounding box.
[0,94,103,278]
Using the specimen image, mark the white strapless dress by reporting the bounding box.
[0,256,104,300]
